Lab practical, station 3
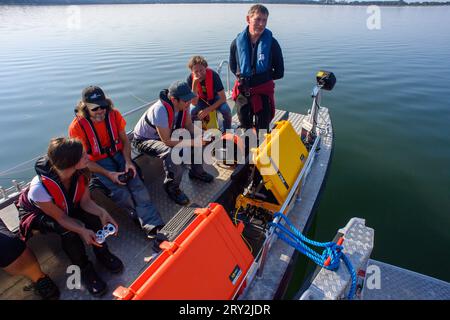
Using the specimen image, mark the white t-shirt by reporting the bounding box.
[28,175,52,204]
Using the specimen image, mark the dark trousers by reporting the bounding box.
[31,209,105,268]
[133,139,205,191]
[236,94,272,131]
[0,218,26,268]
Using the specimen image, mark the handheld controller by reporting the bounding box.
[95,223,116,244]
[118,170,133,183]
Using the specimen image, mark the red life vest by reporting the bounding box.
[40,174,86,215]
[76,110,123,161]
[16,158,87,240]
[161,99,187,130]
[34,157,86,215]
[194,68,214,103]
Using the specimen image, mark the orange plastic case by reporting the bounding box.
[114,203,254,300]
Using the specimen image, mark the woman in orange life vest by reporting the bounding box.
[16,137,123,297]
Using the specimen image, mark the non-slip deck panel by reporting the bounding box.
[157,206,197,242]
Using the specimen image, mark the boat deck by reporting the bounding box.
[0,108,291,300]
[363,259,450,300]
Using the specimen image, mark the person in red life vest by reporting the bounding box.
[68,86,164,239]
[16,137,123,297]
[186,55,232,131]
[1,217,59,300]
[229,4,284,131]
[133,81,214,206]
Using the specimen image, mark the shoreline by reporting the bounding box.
[2,1,450,8]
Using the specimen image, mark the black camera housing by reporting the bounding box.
[118,170,134,183]
[316,70,336,91]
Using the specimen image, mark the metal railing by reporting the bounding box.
[0,180,30,210]
[217,59,232,98]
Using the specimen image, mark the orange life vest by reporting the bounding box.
[75,110,123,161]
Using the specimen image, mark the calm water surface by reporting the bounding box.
[0,4,449,286]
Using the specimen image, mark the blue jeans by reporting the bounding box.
[95,153,163,231]
[191,95,232,131]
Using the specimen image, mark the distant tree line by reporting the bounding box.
[331,0,450,5]
[2,0,449,7]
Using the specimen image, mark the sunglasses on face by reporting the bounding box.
[89,104,108,112]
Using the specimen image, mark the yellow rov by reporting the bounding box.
[235,120,309,216]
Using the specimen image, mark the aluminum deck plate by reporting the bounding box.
[363,259,450,300]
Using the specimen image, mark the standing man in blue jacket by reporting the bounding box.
[229,4,284,131]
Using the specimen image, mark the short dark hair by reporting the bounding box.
[47,137,84,170]
[188,56,208,70]
[248,4,269,17]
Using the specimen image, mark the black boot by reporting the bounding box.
[94,245,124,274]
[188,170,214,183]
[81,262,107,297]
[33,275,60,300]
[142,224,165,240]
[164,183,190,205]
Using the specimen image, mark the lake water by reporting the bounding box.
[0,4,449,287]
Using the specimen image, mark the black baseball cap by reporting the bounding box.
[82,86,110,107]
[168,81,196,101]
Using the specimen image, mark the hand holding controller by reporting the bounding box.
[95,223,117,244]
[118,170,134,184]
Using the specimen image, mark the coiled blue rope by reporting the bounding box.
[269,212,357,300]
